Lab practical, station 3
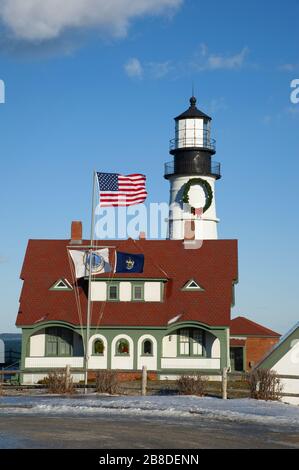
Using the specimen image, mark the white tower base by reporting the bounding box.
[168,175,219,240]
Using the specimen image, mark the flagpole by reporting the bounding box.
[84,170,97,394]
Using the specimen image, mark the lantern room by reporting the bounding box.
[165,96,220,180]
[170,96,215,153]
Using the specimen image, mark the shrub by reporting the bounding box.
[176,374,207,396]
[95,370,119,395]
[44,370,75,394]
[249,369,282,401]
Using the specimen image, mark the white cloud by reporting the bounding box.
[0,0,182,41]
[124,57,143,78]
[192,44,249,71]
[124,58,173,79]
[124,45,249,82]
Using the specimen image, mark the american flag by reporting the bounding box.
[97,172,147,207]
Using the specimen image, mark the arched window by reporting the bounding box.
[116,338,130,355]
[45,327,73,357]
[93,339,104,355]
[179,328,205,357]
[142,339,153,356]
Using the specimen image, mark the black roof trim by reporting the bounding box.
[174,96,212,121]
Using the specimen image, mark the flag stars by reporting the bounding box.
[97,173,119,191]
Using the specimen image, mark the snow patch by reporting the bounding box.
[1,395,299,427]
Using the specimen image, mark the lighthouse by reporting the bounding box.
[165,96,221,240]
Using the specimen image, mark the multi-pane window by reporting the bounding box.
[179,328,204,356]
[108,284,118,300]
[45,327,73,356]
[46,329,59,356]
[192,329,203,356]
[179,329,190,355]
[132,284,143,301]
[103,282,162,302]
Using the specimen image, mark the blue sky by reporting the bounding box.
[0,0,298,333]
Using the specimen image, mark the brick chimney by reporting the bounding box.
[70,221,83,244]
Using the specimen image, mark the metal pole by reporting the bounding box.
[141,366,147,396]
[84,171,97,394]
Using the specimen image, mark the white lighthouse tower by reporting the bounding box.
[165,96,221,240]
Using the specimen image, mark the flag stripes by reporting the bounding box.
[97,172,147,207]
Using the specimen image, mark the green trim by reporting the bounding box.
[19,321,229,379]
[181,279,205,292]
[160,282,164,302]
[166,321,228,335]
[49,279,73,291]
[176,328,206,358]
[141,338,154,357]
[19,320,231,331]
[92,338,105,356]
[257,326,299,370]
[230,345,246,372]
[90,277,167,281]
[91,280,164,303]
[45,327,73,357]
[230,334,280,339]
[131,282,144,302]
[115,338,130,356]
[163,322,229,369]
[107,283,119,301]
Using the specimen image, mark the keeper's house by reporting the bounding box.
[16,223,238,384]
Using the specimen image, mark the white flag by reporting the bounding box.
[69,248,110,278]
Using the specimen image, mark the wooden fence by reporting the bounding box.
[1,368,299,399]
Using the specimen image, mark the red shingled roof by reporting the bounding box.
[230,316,280,337]
[17,238,238,328]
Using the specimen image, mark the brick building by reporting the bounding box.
[230,316,280,372]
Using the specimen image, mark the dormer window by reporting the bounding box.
[181,279,204,291]
[132,283,144,301]
[50,279,73,291]
[108,284,119,301]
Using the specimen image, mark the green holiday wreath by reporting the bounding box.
[182,177,213,214]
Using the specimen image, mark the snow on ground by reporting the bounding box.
[0,395,299,427]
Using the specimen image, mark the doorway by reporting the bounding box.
[230,347,244,372]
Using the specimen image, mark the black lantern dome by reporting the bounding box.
[174,96,212,121]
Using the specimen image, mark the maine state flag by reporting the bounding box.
[115,251,144,273]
